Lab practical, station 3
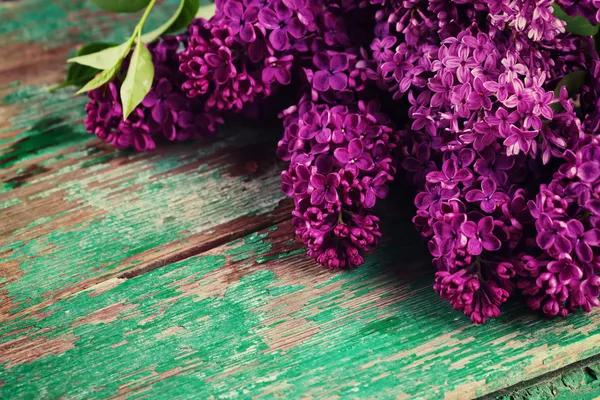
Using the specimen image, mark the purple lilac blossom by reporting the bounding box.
[278,98,399,269]
[83,0,600,325]
[370,0,597,323]
[85,36,222,151]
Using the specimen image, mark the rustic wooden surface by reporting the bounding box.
[3,1,600,399]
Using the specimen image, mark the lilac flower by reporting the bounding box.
[205,46,236,84]
[371,36,396,62]
[362,172,390,208]
[501,53,527,81]
[504,126,538,156]
[473,147,514,185]
[223,1,258,42]
[262,55,294,85]
[402,142,436,184]
[443,46,478,83]
[258,1,306,51]
[426,159,472,189]
[450,83,472,118]
[381,52,410,82]
[322,12,350,46]
[503,79,532,111]
[334,138,373,172]
[536,214,572,255]
[432,214,467,255]
[312,52,349,92]
[86,37,221,151]
[484,74,511,102]
[547,259,583,286]
[484,108,518,138]
[462,216,502,255]
[279,98,398,270]
[142,78,185,124]
[565,220,600,263]
[310,172,340,204]
[466,178,509,213]
[462,33,491,63]
[467,78,492,111]
[414,183,459,216]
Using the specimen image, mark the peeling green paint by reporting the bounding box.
[2,229,600,399]
[0,78,285,315]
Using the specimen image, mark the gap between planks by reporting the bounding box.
[1,199,294,324]
[480,352,600,400]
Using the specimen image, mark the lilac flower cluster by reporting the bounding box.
[519,136,600,316]
[368,0,600,323]
[178,0,324,113]
[278,97,399,268]
[270,0,401,268]
[82,0,600,324]
[85,36,222,151]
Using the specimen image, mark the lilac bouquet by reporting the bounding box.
[66,0,600,323]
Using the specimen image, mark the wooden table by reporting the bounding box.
[2,1,600,398]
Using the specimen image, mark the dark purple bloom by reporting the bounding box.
[467,78,492,110]
[547,259,583,286]
[223,1,258,42]
[414,183,459,216]
[536,214,572,255]
[322,12,350,46]
[484,108,518,138]
[443,45,478,83]
[371,36,396,62]
[426,159,473,189]
[312,52,349,92]
[142,78,185,124]
[334,138,373,173]
[381,52,411,82]
[462,33,491,63]
[262,55,294,85]
[205,46,236,84]
[565,220,600,263]
[310,172,340,204]
[504,126,538,156]
[461,216,502,255]
[466,178,509,213]
[473,147,514,185]
[258,1,306,51]
[362,172,390,208]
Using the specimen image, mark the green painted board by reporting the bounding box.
[2,222,600,399]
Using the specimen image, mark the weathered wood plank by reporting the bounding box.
[0,90,288,320]
[1,214,600,399]
[490,355,600,400]
[0,0,289,320]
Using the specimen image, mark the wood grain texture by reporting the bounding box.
[3,0,600,399]
[489,356,600,400]
[3,218,600,399]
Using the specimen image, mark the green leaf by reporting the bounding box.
[554,70,588,98]
[67,43,116,82]
[195,2,215,19]
[120,37,155,119]
[553,4,599,36]
[141,0,208,43]
[75,62,121,94]
[48,43,116,92]
[67,41,131,70]
[90,0,151,13]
